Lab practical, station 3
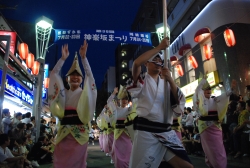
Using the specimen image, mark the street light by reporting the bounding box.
[32,16,53,141]
[0,35,11,126]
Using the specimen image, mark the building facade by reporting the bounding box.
[115,0,250,107]
[101,66,116,93]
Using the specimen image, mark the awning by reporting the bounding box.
[179,44,191,56]
[194,28,211,43]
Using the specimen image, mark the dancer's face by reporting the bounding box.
[120,98,128,108]
[203,89,211,99]
[67,71,83,89]
[146,56,163,75]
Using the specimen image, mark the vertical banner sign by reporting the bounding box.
[0,31,17,54]
[42,64,49,99]
[54,29,152,46]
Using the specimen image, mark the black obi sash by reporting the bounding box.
[60,109,83,125]
[133,116,171,133]
[199,111,219,121]
[172,118,180,127]
[116,120,125,129]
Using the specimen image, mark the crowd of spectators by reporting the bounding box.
[181,85,250,159]
[1,110,56,168]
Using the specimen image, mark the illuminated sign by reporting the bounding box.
[181,80,199,97]
[0,69,33,105]
[207,71,218,87]
[0,31,17,54]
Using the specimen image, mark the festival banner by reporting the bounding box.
[54,29,152,46]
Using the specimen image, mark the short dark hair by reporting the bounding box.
[238,101,246,110]
[38,136,46,142]
[25,112,31,118]
[26,123,33,130]
[186,107,192,113]
[30,116,35,121]
[2,109,9,115]
[16,112,22,117]
[0,134,9,145]
[17,123,26,129]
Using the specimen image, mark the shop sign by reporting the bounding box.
[0,31,17,54]
[0,70,33,105]
[181,71,219,97]
[207,71,218,87]
[181,80,199,97]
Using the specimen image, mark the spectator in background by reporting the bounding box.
[243,85,250,102]
[30,116,35,127]
[1,109,12,134]
[182,107,194,128]
[13,112,23,128]
[0,134,24,168]
[232,100,250,158]
[10,123,27,141]
[21,112,31,124]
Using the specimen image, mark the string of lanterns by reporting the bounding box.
[18,43,49,88]
[172,27,236,77]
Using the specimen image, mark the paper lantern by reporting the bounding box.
[18,43,29,60]
[224,28,236,47]
[188,56,198,69]
[44,78,50,89]
[32,61,40,75]
[26,53,34,69]
[176,64,184,77]
[203,44,212,60]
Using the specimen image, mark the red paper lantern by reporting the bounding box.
[203,44,212,60]
[176,64,184,77]
[44,78,50,89]
[18,43,29,60]
[188,56,198,69]
[26,53,34,69]
[224,28,236,47]
[32,61,40,75]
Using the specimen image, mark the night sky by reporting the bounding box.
[0,0,142,88]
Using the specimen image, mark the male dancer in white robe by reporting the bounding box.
[193,73,236,168]
[127,37,193,168]
[49,40,97,168]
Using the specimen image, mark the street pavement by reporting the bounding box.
[41,140,249,168]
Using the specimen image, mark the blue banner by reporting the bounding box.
[54,29,152,46]
[0,69,33,105]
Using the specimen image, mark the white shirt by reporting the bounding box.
[183,113,194,126]
[0,146,14,163]
[21,118,31,124]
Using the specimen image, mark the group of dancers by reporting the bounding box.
[48,37,236,168]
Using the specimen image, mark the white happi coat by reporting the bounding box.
[127,73,186,168]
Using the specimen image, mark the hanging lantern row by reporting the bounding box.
[18,43,40,75]
[224,28,236,47]
[44,78,50,89]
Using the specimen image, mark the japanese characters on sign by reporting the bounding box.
[54,29,152,46]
